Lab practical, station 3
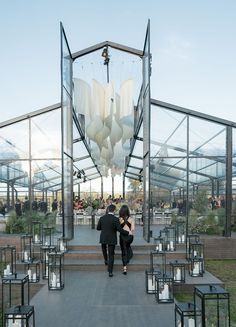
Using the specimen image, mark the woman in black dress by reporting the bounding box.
[119,204,135,275]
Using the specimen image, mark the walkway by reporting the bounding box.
[31,225,175,326]
[30,225,223,326]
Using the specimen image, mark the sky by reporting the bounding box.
[1,0,236,124]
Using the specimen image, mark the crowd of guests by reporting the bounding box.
[73,195,126,211]
[13,197,60,217]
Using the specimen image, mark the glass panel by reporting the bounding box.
[189,117,226,156]
[61,24,73,239]
[0,120,29,159]
[151,106,187,158]
[31,109,61,159]
[142,20,151,242]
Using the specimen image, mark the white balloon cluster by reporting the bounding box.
[74,78,134,177]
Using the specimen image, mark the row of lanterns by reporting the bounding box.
[175,285,230,327]
[0,221,67,326]
[145,221,230,326]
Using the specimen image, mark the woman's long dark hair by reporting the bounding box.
[119,204,130,219]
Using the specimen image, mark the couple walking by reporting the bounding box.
[97,204,135,277]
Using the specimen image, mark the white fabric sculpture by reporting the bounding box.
[74,78,134,176]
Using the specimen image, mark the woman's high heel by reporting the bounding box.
[123,267,127,275]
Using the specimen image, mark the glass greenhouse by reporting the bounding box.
[1,21,236,242]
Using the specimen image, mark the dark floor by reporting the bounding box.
[31,225,176,326]
[31,270,175,327]
[30,225,222,327]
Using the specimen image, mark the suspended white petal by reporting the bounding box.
[92,79,105,119]
[86,117,103,142]
[94,125,110,147]
[120,79,134,118]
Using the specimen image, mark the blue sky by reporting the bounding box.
[1,0,236,123]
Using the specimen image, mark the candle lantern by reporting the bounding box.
[1,274,30,325]
[145,269,161,294]
[24,260,40,283]
[0,245,16,277]
[190,241,205,272]
[32,221,43,245]
[150,250,166,276]
[42,226,54,246]
[194,285,230,327]
[189,257,204,277]
[4,305,35,327]
[155,274,174,303]
[175,302,201,327]
[170,260,186,284]
[175,221,186,244]
[165,226,176,251]
[160,228,168,251]
[57,237,69,253]
[190,242,204,259]
[40,245,56,279]
[186,234,200,260]
[48,251,64,290]
[20,235,33,263]
[153,236,165,252]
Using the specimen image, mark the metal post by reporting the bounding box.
[101,177,103,200]
[123,174,125,200]
[186,116,189,240]
[211,178,215,198]
[6,166,10,211]
[11,183,14,209]
[77,183,80,199]
[112,176,114,199]
[29,118,32,215]
[225,126,232,237]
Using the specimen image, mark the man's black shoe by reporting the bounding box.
[104,260,108,265]
[109,273,113,277]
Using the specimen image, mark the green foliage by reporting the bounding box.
[5,210,26,234]
[128,179,143,193]
[5,210,57,234]
[83,197,102,211]
[189,208,224,235]
[192,189,208,215]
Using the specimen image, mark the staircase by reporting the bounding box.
[64,243,187,272]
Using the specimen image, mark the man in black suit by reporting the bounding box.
[97,204,129,277]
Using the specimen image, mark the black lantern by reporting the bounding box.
[48,251,64,290]
[170,260,186,284]
[42,226,54,246]
[190,242,204,259]
[189,257,204,277]
[57,237,69,253]
[153,236,164,252]
[175,302,201,327]
[194,285,230,327]
[165,226,176,251]
[145,269,161,294]
[32,221,43,245]
[40,245,56,279]
[190,241,205,272]
[155,274,174,303]
[1,274,30,325]
[20,235,33,263]
[150,250,166,276]
[4,305,35,327]
[160,228,168,251]
[186,234,200,260]
[24,260,40,283]
[0,245,16,277]
[175,221,186,244]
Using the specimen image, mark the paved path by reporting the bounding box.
[31,270,175,327]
